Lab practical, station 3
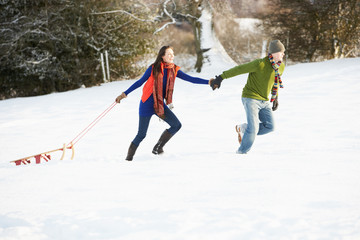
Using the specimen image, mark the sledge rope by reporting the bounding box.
[68,101,117,147]
[10,101,117,166]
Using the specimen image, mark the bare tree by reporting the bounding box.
[327,0,360,58]
[151,0,206,72]
[261,0,360,62]
[90,0,212,72]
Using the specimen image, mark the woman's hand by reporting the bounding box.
[115,92,127,103]
[209,78,214,87]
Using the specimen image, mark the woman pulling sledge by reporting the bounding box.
[115,46,212,161]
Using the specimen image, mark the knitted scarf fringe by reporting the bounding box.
[269,54,283,102]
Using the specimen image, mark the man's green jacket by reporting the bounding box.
[220,56,285,101]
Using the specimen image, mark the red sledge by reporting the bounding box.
[10,143,75,166]
[10,102,117,166]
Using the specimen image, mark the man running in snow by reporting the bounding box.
[211,40,286,154]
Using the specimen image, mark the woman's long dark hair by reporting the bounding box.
[152,45,172,78]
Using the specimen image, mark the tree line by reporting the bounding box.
[261,0,360,62]
[1,0,359,99]
[0,0,156,99]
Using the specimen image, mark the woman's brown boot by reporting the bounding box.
[126,142,138,161]
[152,130,173,155]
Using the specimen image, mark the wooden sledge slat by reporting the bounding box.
[60,143,66,160]
[10,145,66,164]
[67,143,75,160]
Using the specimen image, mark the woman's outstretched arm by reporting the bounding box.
[176,70,209,85]
[124,66,152,96]
[116,66,152,103]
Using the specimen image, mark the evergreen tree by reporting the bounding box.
[0,0,156,99]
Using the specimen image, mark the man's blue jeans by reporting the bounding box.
[132,107,182,146]
[237,97,275,154]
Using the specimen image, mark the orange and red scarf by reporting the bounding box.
[141,62,180,118]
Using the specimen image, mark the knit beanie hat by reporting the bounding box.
[268,40,285,54]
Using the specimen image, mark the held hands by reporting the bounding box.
[210,75,223,90]
[115,92,127,103]
[272,96,279,111]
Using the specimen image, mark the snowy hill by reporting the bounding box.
[1,50,360,239]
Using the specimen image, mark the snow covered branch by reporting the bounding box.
[25,57,49,65]
[153,0,177,35]
[176,13,199,20]
[90,9,154,23]
[90,0,179,35]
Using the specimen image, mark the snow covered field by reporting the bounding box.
[1,23,360,239]
[1,55,360,239]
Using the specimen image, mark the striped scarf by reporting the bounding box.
[268,54,283,102]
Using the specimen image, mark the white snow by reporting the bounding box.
[1,11,360,239]
[234,18,262,33]
[198,8,237,73]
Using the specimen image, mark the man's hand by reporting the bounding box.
[115,92,127,103]
[272,96,279,111]
[210,75,223,90]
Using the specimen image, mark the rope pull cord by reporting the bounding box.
[67,101,117,148]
